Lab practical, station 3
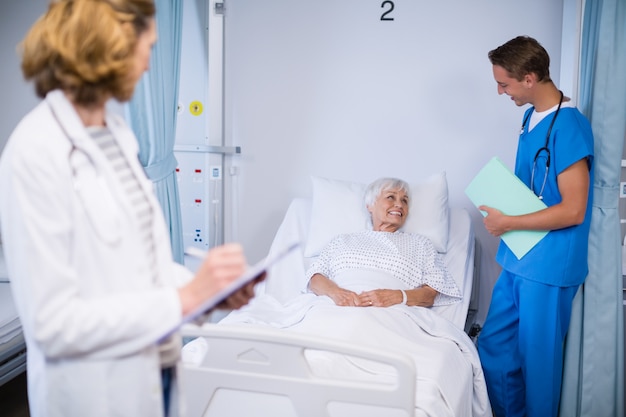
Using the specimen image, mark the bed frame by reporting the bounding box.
[179,325,415,417]
[178,198,484,417]
[0,245,26,388]
[0,330,26,388]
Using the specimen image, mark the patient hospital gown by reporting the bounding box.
[306,230,462,306]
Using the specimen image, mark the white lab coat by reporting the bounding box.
[0,90,193,417]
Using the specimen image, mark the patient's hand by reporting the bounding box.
[411,286,438,307]
[328,288,362,307]
[359,286,438,307]
[358,289,401,307]
[308,273,361,306]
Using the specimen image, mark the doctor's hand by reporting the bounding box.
[178,243,247,316]
[217,272,266,310]
[478,205,509,237]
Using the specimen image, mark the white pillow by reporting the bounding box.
[304,177,368,257]
[304,172,450,257]
[399,172,450,253]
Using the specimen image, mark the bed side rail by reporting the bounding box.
[178,324,416,417]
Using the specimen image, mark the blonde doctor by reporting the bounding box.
[0,1,256,416]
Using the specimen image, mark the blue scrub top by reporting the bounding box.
[496,106,594,287]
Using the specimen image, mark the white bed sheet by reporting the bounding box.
[180,198,491,416]
[213,292,491,417]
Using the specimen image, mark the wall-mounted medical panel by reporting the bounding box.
[175,152,211,251]
[174,0,226,263]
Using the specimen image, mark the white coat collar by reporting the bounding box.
[44,89,144,170]
[44,90,153,219]
[45,90,98,149]
[44,90,136,154]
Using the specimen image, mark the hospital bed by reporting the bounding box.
[0,244,26,388]
[178,174,492,417]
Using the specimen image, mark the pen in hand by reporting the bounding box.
[184,245,264,310]
[184,246,209,260]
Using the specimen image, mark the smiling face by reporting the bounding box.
[492,64,533,107]
[367,188,409,232]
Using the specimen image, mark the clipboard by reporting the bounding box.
[161,241,300,340]
[465,157,548,260]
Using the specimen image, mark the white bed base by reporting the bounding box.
[0,246,26,388]
[179,325,415,417]
[0,330,26,387]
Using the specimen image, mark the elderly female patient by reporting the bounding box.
[307,177,461,308]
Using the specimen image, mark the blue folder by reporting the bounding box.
[465,157,548,260]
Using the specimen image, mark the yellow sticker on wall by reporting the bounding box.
[189,101,203,116]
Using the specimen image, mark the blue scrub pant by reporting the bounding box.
[477,270,579,417]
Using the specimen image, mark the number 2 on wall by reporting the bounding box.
[380,1,395,21]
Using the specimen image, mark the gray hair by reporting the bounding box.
[363,178,411,225]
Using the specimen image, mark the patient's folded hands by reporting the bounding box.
[357,289,402,307]
[360,286,438,308]
[328,288,362,307]
[310,278,439,308]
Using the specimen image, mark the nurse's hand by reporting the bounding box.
[178,243,247,316]
[478,205,509,237]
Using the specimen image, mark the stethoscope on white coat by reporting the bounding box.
[68,139,124,246]
[48,101,124,246]
[521,90,564,200]
[50,98,122,246]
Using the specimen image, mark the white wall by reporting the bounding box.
[0,0,577,324]
[223,0,569,323]
[0,1,47,150]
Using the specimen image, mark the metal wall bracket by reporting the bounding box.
[215,2,224,15]
[174,144,241,155]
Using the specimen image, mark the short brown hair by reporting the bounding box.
[488,36,552,83]
[20,0,155,105]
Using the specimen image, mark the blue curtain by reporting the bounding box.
[126,0,184,263]
[560,0,626,415]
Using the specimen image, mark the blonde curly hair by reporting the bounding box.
[20,0,155,105]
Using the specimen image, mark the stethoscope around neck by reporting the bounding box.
[48,101,123,246]
[521,90,564,200]
[67,138,124,246]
